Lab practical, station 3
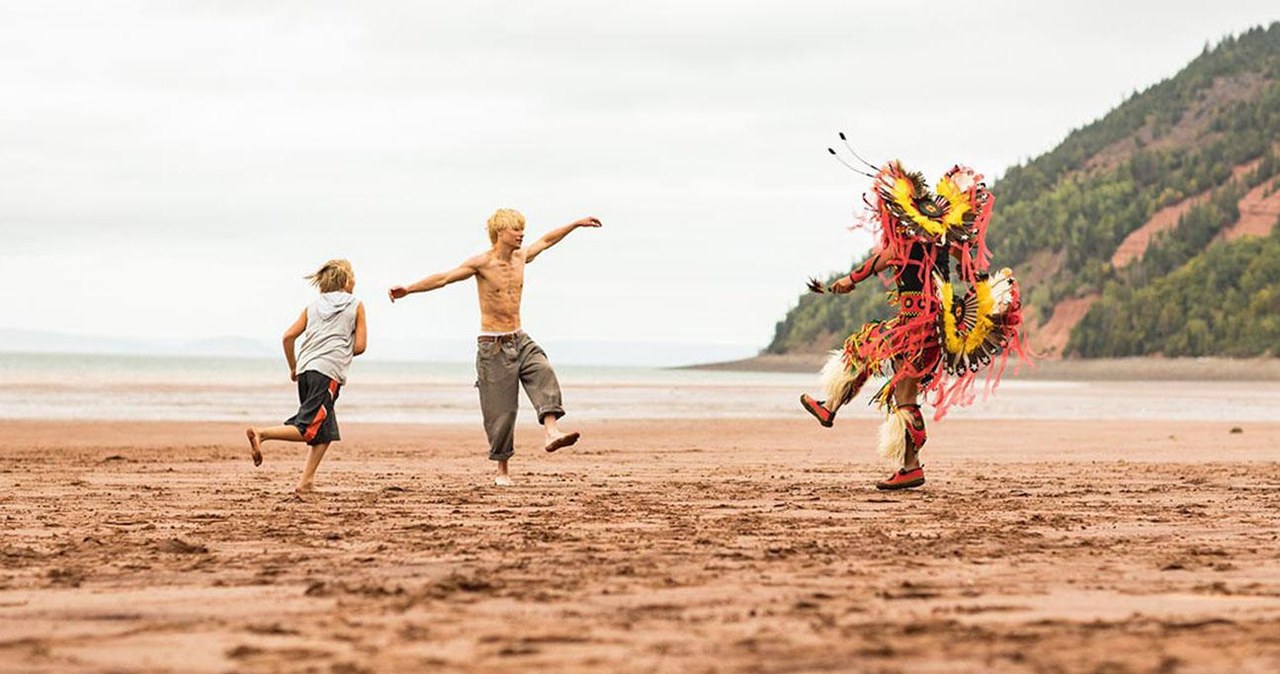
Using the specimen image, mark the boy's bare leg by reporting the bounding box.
[246,429,262,466]
[297,442,330,493]
[543,413,580,453]
[495,459,513,487]
[245,425,304,466]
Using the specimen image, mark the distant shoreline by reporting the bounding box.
[6,349,1279,381]
[680,353,1280,381]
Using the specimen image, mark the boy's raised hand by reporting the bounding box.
[573,216,602,228]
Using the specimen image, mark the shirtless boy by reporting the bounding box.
[389,209,601,486]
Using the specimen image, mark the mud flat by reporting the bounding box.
[1,418,1279,673]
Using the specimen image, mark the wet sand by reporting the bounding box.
[2,418,1279,673]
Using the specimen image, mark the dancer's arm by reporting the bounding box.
[525,216,601,263]
[829,250,893,294]
[388,256,482,302]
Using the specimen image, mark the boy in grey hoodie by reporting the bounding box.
[247,259,368,493]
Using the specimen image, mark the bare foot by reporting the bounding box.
[544,430,580,453]
[295,481,315,494]
[246,428,262,467]
[494,475,514,487]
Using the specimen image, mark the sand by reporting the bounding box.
[2,417,1279,673]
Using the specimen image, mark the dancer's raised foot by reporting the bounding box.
[246,428,263,466]
[544,430,580,453]
[800,394,835,428]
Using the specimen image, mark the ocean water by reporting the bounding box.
[0,352,1276,424]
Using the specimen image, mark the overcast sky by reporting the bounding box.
[2,1,1275,363]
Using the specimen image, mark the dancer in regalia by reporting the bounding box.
[800,139,1027,490]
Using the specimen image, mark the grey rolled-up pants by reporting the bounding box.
[475,332,565,461]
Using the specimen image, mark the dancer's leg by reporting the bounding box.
[893,377,925,470]
[802,354,870,427]
[875,374,927,490]
[826,368,868,414]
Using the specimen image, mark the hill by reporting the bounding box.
[768,23,1280,359]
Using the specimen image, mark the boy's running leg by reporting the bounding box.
[478,341,520,485]
[516,336,578,452]
[245,425,305,466]
[246,429,261,466]
[542,414,579,453]
[296,442,330,493]
[495,459,513,486]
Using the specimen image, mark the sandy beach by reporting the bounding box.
[2,417,1279,673]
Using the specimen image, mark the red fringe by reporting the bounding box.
[844,162,1029,421]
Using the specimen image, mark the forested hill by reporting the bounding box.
[768,23,1280,359]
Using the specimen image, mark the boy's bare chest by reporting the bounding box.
[478,259,525,295]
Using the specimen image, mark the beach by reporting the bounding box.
[3,416,1279,673]
[7,3,1280,672]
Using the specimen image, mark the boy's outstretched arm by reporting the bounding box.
[388,257,481,302]
[525,216,601,263]
[353,302,368,356]
[283,309,308,380]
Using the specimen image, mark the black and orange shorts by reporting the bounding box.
[284,371,342,446]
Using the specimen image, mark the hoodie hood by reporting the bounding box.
[315,291,356,320]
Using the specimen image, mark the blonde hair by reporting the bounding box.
[487,208,525,244]
[305,259,353,293]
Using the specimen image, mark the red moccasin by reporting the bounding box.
[800,394,835,428]
[876,465,925,491]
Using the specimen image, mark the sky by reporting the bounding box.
[2,1,1276,365]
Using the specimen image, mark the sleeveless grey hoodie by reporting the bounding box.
[295,292,360,385]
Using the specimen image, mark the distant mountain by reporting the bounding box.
[769,23,1280,359]
[0,329,275,359]
[0,329,756,368]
